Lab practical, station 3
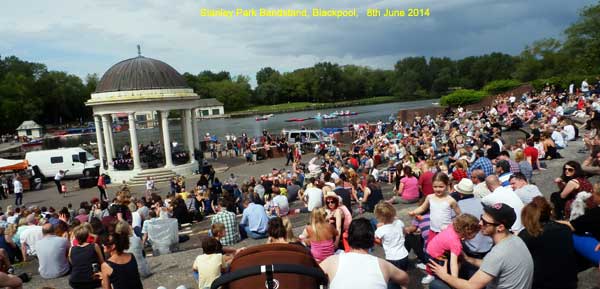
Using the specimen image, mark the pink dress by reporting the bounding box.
[311,239,335,263]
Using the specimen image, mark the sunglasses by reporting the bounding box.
[480,215,500,227]
[564,167,575,172]
[326,200,337,204]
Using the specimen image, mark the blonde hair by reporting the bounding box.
[211,223,226,237]
[515,150,525,162]
[72,225,90,244]
[5,224,16,236]
[374,202,396,224]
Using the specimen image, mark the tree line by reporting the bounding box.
[0,2,599,132]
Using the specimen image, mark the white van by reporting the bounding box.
[283,129,332,144]
[25,148,101,179]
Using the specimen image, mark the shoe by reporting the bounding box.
[416,263,427,270]
[421,274,434,284]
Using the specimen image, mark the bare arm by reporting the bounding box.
[20,242,27,263]
[0,271,22,289]
[381,259,410,287]
[409,196,430,216]
[94,244,105,264]
[430,260,492,289]
[101,263,112,289]
[450,199,461,216]
[560,180,580,199]
[450,252,459,278]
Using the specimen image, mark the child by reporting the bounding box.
[408,172,461,284]
[211,223,242,256]
[192,237,228,289]
[374,203,409,272]
[61,183,67,198]
[425,214,479,280]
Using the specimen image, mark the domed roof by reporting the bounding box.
[95,56,189,93]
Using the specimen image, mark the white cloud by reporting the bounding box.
[0,0,594,83]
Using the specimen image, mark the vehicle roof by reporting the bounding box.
[25,147,87,155]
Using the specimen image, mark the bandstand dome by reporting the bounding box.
[95,56,189,93]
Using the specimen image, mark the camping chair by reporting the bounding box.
[210,243,328,289]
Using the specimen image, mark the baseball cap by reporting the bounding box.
[483,203,516,229]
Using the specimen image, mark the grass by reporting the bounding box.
[230,96,418,115]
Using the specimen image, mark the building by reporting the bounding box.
[16,120,43,139]
[85,53,220,183]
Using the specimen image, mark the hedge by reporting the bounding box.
[440,89,488,106]
[483,79,522,95]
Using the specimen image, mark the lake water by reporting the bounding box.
[22,98,439,154]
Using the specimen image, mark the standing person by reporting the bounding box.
[12,178,22,206]
[100,232,143,289]
[97,174,108,202]
[429,203,534,289]
[54,170,67,195]
[374,203,409,274]
[408,172,461,284]
[320,218,409,289]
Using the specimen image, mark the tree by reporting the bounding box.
[562,3,600,74]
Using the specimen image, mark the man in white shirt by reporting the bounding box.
[482,175,524,233]
[562,123,576,141]
[296,178,323,213]
[509,173,542,204]
[19,215,43,262]
[54,170,67,195]
[582,79,590,97]
[12,178,23,206]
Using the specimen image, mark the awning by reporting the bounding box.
[0,159,29,171]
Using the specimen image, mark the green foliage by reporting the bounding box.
[530,74,596,91]
[483,79,522,95]
[440,89,488,107]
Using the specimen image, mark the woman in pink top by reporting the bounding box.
[387,166,420,204]
[301,208,337,263]
[426,214,479,278]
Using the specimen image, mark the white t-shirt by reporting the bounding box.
[481,187,524,233]
[20,226,43,256]
[582,80,589,92]
[374,220,409,261]
[514,184,542,204]
[551,131,565,147]
[12,180,22,194]
[304,187,323,211]
[132,211,142,229]
[563,125,576,141]
[272,195,290,216]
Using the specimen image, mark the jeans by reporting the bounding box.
[15,193,22,206]
[239,224,267,240]
[404,233,426,263]
[429,279,452,289]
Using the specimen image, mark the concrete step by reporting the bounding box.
[128,168,176,185]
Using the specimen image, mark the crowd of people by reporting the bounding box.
[0,81,598,289]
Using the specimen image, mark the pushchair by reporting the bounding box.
[210,243,328,289]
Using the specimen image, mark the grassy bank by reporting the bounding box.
[230,96,435,117]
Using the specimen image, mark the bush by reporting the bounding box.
[440,89,488,106]
[483,79,522,95]
[531,75,596,91]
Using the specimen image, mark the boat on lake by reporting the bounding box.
[255,114,274,121]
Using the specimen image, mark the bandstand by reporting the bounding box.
[86,53,213,183]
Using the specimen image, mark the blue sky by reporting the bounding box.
[1,0,595,82]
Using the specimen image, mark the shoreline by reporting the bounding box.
[229,96,439,118]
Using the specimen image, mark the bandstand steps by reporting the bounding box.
[128,168,176,185]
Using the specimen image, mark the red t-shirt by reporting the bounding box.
[451,169,467,182]
[419,171,434,197]
[524,146,538,165]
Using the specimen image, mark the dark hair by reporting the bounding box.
[509,172,528,182]
[148,210,157,219]
[267,217,287,239]
[347,218,374,250]
[561,160,584,181]
[403,166,413,178]
[475,150,485,158]
[104,232,130,253]
[499,150,510,157]
[496,160,511,174]
[202,237,222,254]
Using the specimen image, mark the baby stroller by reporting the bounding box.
[210,243,328,289]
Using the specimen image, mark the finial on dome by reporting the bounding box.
[137,44,141,57]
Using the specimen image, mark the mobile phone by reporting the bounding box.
[92,263,99,273]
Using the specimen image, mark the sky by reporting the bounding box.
[0,0,596,84]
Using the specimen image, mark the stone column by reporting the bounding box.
[185,109,196,163]
[192,109,200,150]
[161,111,173,168]
[101,115,114,171]
[93,115,106,171]
[128,113,141,171]
[180,110,187,149]
[107,115,116,157]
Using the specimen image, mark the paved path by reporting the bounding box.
[17,130,600,289]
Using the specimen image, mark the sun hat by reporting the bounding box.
[453,178,474,195]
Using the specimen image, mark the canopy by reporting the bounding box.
[0,159,29,171]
